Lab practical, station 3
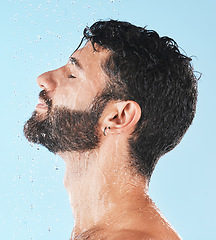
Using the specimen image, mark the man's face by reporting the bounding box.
[24,42,110,153]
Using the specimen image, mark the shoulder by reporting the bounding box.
[106,230,156,240]
[106,229,182,240]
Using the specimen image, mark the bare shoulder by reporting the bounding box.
[106,229,182,240]
[106,230,157,240]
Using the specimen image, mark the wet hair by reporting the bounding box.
[82,20,198,181]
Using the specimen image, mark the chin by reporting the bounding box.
[34,111,48,121]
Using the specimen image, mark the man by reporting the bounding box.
[24,20,198,239]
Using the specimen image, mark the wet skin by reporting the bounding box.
[35,42,182,240]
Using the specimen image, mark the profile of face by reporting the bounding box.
[24,42,110,154]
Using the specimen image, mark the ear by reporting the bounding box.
[100,100,141,135]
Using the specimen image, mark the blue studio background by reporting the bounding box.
[1,0,215,239]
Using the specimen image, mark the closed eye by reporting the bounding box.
[68,74,76,79]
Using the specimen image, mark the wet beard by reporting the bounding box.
[23,106,102,154]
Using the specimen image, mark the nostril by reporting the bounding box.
[37,81,46,90]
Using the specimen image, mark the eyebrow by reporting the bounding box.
[69,56,83,71]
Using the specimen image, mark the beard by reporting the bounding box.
[23,90,110,154]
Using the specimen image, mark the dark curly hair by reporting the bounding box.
[81,20,198,181]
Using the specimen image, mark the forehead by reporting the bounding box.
[72,41,110,72]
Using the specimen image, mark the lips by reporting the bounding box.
[36,90,52,111]
[36,99,49,110]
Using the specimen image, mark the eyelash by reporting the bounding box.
[68,74,76,79]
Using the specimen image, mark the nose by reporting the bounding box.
[37,70,58,92]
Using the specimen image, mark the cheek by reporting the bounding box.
[53,82,96,110]
[74,83,97,109]
[53,87,77,108]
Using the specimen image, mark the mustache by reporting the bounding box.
[39,90,52,109]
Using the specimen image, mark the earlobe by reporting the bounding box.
[102,101,141,135]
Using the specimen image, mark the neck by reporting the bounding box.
[59,137,149,237]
